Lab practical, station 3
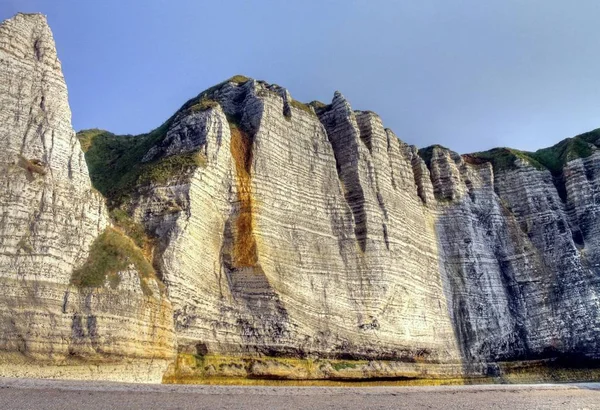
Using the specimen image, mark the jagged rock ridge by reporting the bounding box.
[81,74,600,377]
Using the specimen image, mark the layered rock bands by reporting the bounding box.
[0,13,174,382]
[2,13,600,382]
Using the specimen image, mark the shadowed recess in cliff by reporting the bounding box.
[317,95,369,252]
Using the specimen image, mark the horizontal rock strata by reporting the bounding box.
[3,12,600,383]
[0,13,175,382]
[107,76,600,379]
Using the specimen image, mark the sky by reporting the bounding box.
[2,0,600,154]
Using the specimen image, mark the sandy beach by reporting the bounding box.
[0,378,598,409]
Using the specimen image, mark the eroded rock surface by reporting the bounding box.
[3,12,600,383]
[110,75,600,379]
[0,13,174,382]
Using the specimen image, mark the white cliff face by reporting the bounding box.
[114,76,600,380]
[134,83,600,379]
[0,13,174,382]
[430,148,600,365]
[0,13,103,284]
[129,81,460,367]
[494,159,600,358]
[4,13,600,383]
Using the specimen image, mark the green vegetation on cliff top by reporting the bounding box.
[82,74,600,188]
[77,76,251,206]
[77,126,195,206]
[466,148,545,172]
[419,128,600,175]
[289,99,314,115]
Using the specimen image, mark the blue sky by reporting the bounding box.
[3,0,600,153]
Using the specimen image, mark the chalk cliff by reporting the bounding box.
[0,13,174,382]
[2,13,600,383]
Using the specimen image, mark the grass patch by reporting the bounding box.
[71,227,156,289]
[229,75,250,84]
[109,208,147,249]
[77,129,109,153]
[138,151,207,186]
[289,99,315,116]
[188,99,219,113]
[468,148,545,172]
[529,135,596,175]
[465,128,600,175]
[331,361,358,371]
[78,127,205,206]
[77,127,166,206]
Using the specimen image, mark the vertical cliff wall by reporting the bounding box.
[0,13,175,382]
[100,76,600,379]
[3,12,600,383]
[116,80,460,370]
[425,144,600,367]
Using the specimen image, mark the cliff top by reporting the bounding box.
[79,74,600,193]
[465,128,600,175]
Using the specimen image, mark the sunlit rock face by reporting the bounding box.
[129,81,461,367]
[3,12,600,383]
[127,75,600,374]
[0,13,174,382]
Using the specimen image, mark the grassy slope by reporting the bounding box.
[419,129,600,175]
[77,75,251,207]
[71,227,156,293]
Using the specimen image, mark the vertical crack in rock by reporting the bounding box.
[356,111,373,152]
[411,150,433,204]
[33,38,42,61]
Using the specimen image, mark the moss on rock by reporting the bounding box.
[188,99,219,113]
[289,99,315,116]
[71,227,156,289]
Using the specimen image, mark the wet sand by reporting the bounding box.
[0,377,598,409]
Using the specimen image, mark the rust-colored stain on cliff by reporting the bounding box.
[230,125,258,267]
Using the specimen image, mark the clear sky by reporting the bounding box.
[3,0,600,153]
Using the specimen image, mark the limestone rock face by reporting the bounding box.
[91,72,600,379]
[0,13,174,382]
[432,150,600,365]
[4,13,600,383]
[128,77,600,377]
[125,80,460,368]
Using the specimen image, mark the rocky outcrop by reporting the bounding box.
[120,80,460,371]
[103,73,600,380]
[0,13,174,382]
[431,150,600,366]
[3,12,600,383]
